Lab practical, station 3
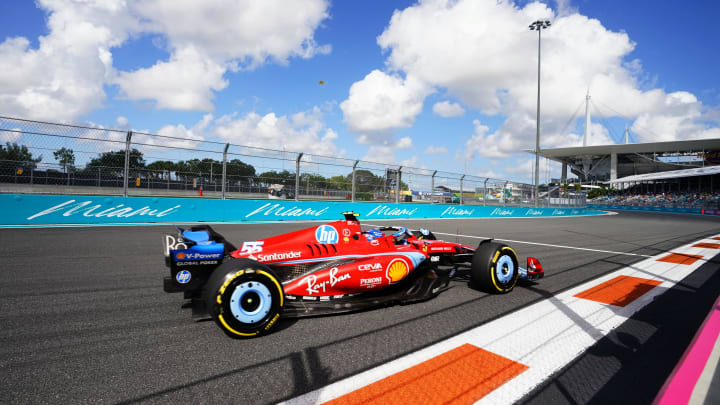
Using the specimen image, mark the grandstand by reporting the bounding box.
[535,139,720,210]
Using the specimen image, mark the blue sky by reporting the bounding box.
[0,0,718,184]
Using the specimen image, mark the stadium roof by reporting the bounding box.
[608,165,720,183]
[530,139,720,159]
[523,138,720,182]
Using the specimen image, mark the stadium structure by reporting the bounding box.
[526,92,720,193]
[537,139,720,191]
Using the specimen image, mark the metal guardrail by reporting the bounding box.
[0,116,586,207]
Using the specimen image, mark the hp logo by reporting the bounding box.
[176,270,192,284]
[315,225,338,244]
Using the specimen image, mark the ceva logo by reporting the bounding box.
[315,225,339,243]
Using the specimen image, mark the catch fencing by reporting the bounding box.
[0,116,585,208]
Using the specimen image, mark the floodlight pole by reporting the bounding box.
[530,19,550,207]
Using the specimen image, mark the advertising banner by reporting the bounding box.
[0,194,597,226]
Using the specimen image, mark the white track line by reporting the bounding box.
[284,234,720,405]
[363,223,653,258]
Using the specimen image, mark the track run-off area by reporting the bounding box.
[1,211,720,404]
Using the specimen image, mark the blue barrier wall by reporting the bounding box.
[587,204,701,215]
[0,194,599,226]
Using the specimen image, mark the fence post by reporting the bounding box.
[123,131,132,197]
[460,175,465,205]
[483,179,488,206]
[431,170,437,203]
[295,153,303,201]
[503,181,508,206]
[395,166,402,204]
[222,143,229,199]
[351,160,359,202]
[30,167,33,185]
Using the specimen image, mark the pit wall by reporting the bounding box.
[0,194,600,226]
[587,204,716,215]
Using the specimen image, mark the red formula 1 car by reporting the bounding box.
[162,213,543,338]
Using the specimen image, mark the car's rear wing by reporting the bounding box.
[162,225,235,293]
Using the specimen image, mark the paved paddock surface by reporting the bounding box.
[1,211,719,404]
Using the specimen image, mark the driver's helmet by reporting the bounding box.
[392,227,410,244]
[364,228,383,241]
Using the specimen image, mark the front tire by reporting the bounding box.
[471,242,519,293]
[205,259,284,338]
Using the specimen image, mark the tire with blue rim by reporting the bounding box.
[205,259,284,338]
[470,242,519,294]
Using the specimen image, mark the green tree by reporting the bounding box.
[354,169,383,193]
[53,147,75,173]
[86,148,145,176]
[0,142,42,168]
[327,175,351,191]
[257,170,295,188]
[226,159,256,184]
[171,160,192,181]
[146,160,176,179]
[587,187,608,199]
[299,173,327,192]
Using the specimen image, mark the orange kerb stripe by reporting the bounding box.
[657,253,704,265]
[323,343,528,405]
[692,242,720,249]
[574,275,662,307]
[712,237,720,241]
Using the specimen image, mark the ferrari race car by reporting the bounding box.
[162,213,543,338]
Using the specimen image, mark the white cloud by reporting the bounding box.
[473,168,502,179]
[131,0,330,66]
[211,107,340,156]
[340,70,432,136]
[432,101,465,117]
[0,0,137,121]
[1,127,22,143]
[465,119,511,159]
[400,155,420,168]
[395,136,413,149]
[505,159,534,175]
[115,0,331,110]
[114,46,228,110]
[631,91,720,142]
[362,136,418,164]
[0,0,331,120]
[339,69,430,163]
[424,145,448,154]
[350,0,719,161]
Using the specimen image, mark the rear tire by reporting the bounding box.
[471,242,519,293]
[205,259,284,338]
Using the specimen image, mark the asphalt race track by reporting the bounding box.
[1,211,720,404]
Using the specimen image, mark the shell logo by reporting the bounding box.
[386,259,409,284]
[176,252,186,259]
